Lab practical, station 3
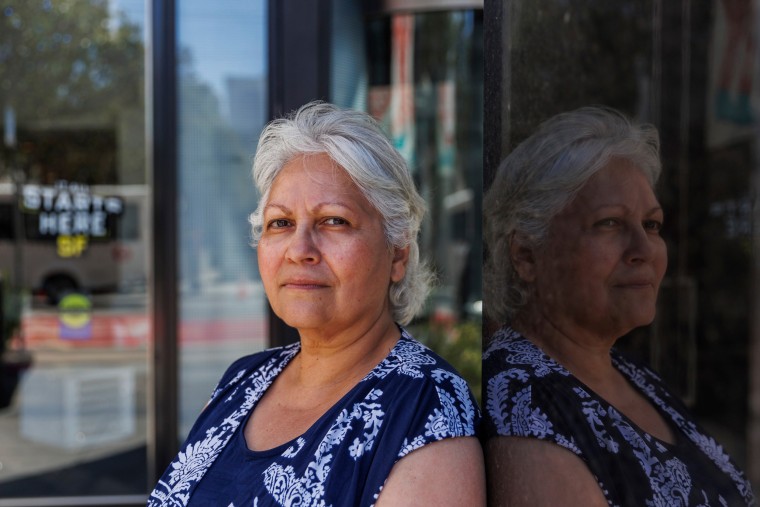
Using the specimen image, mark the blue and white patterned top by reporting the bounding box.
[148,328,480,507]
[483,327,755,507]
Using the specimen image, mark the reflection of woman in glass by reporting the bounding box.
[149,101,485,506]
[482,107,754,506]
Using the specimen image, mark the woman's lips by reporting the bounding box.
[614,280,654,289]
[281,279,328,289]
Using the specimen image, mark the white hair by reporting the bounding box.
[483,106,662,324]
[250,101,432,325]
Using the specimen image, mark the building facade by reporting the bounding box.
[0,1,483,503]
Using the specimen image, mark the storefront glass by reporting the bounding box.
[489,0,759,491]
[0,0,148,497]
[360,9,484,399]
[176,0,269,439]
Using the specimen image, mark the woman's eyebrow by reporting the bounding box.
[263,202,291,214]
[266,201,358,214]
[311,201,356,212]
[585,204,663,215]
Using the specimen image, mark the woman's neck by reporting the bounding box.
[512,308,675,445]
[244,312,401,451]
[291,312,401,389]
[513,308,619,387]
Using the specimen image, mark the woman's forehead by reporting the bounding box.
[268,154,378,215]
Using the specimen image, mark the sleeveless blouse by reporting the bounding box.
[148,328,480,506]
[483,327,755,506]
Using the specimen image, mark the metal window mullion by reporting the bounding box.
[148,0,179,487]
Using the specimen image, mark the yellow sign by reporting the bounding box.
[57,235,88,257]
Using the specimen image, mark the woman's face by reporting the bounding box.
[257,153,407,336]
[525,159,667,340]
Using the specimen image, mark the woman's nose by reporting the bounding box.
[285,226,321,264]
[625,226,655,263]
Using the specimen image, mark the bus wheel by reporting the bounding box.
[43,275,78,305]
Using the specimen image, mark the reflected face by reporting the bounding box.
[529,160,667,339]
[257,153,406,336]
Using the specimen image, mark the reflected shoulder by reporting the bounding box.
[486,436,608,507]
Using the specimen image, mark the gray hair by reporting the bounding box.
[483,106,662,324]
[249,101,432,325]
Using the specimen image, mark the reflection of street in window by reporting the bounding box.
[23,181,123,239]
[56,235,88,258]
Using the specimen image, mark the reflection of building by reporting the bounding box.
[0,1,483,503]
[226,76,267,142]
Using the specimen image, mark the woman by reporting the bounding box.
[482,107,754,506]
[148,101,485,506]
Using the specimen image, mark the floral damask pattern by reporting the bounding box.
[149,330,478,507]
[615,355,753,502]
[483,327,755,507]
[149,345,299,507]
[262,391,385,506]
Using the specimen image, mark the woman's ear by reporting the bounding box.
[510,232,536,283]
[390,245,410,283]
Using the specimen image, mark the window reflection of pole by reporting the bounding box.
[12,170,25,293]
[4,105,24,293]
[3,105,14,150]
[4,104,25,354]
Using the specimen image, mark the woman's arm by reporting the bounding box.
[375,436,486,506]
[486,436,608,506]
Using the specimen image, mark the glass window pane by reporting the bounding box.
[493,0,757,490]
[359,10,484,400]
[176,0,268,440]
[0,0,148,497]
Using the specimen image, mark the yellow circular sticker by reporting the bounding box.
[59,293,92,329]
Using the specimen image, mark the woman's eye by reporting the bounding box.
[644,219,663,232]
[267,218,291,229]
[323,217,348,226]
[595,218,619,228]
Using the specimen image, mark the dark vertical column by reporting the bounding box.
[269,0,331,117]
[483,0,504,190]
[266,0,331,347]
[149,0,178,484]
[483,0,505,338]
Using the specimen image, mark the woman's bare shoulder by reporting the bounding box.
[486,436,608,507]
[375,436,485,507]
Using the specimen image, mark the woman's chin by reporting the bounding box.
[275,305,339,333]
[279,314,326,332]
[615,309,658,337]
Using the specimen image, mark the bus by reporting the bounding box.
[0,181,149,304]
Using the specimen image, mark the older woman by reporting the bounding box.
[483,107,754,506]
[148,101,484,506]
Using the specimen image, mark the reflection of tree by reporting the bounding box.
[0,1,143,122]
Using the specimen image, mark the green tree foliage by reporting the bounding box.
[0,0,143,123]
[413,320,482,404]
